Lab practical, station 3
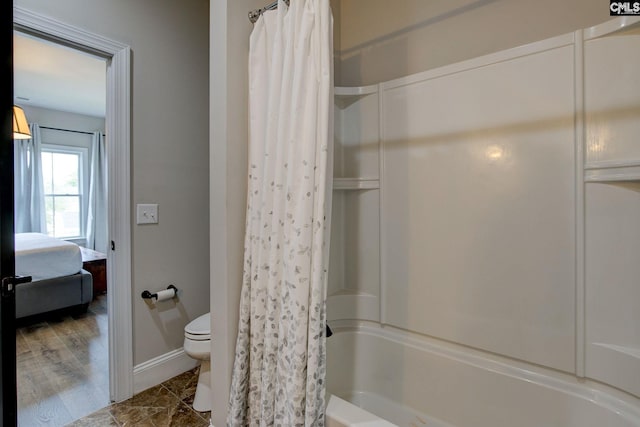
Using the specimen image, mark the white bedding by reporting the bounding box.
[15,233,83,281]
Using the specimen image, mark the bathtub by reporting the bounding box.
[326,323,640,427]
[326,393,453,427]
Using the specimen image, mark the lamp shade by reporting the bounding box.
[13,106,31,139]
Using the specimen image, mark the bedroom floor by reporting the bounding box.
[16,294,109,427]
[16,295,210,427]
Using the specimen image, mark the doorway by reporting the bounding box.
[13,30,110,425]
[11,5,133,422]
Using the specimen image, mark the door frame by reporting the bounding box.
[2,1,16,424]
[13,6,134,402]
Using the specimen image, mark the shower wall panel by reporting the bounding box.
[585,182,640,397]
[584,25,640,398]
[585,32,640,166]
[380,39,577,372]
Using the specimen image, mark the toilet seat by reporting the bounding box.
[185,312,211,341]
[185,331,210,341]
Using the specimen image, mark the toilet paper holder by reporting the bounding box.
[141,284,178,301]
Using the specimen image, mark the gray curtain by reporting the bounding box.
[14,123,46,233]
[85,131,108,253]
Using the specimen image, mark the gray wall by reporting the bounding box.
[209,1,264,423]
[336,0,609,85]
[15,0,210,366]
[21,105,105,166]
[21,105,105,135]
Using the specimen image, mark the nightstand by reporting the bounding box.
[80,246,107,297]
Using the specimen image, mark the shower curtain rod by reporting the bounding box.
[248,0,289,24]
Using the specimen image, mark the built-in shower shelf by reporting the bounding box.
[327,291,379,322]
[335,85,378,97]
[584,160,640,182]
[335,85,379,108]
[333,178,380,190]
[584,15,640,40]
[330,84,381,323]
[588,342,640,397]
[593,342,640,358]
[329,289,377,298]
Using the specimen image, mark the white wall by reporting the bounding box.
[336,0,608,85]
[15,0,211,367]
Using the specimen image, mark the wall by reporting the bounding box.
[21,104,105,166]
[210,0,264,424]
[330,0,341,85]
[21,105,105,169]
[15,0,211,367]
[21,105,105,135]
[336,0,608,85]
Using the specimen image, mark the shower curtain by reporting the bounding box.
[228,0,333,425]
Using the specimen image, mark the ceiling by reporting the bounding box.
[13,32,107,118]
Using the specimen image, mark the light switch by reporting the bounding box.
[137,204,159,224]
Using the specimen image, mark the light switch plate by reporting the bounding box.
[137,204,159,224]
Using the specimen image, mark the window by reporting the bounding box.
[41,147,86,238]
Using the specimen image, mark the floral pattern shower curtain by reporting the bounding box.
[227,0,333,425]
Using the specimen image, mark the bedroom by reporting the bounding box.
[13,31,110,424]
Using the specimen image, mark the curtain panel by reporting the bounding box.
[14,123,46,233]
[86,131,107,253]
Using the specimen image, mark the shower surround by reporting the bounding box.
[325,16,640,427]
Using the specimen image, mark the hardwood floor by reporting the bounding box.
[17,295,210,426]
[16,295,110,427]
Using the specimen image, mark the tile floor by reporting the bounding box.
[67,368,211,427]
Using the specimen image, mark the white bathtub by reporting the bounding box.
[326,393,454,427]
[326,323,640,427]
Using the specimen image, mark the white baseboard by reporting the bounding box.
[133,347,198,394]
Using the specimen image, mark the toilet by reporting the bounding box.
[184,312,211,412]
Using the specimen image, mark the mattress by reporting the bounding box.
[15,233,83,281]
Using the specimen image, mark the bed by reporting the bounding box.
[15,233,93,319]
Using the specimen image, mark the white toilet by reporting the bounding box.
[184,312,211,412]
